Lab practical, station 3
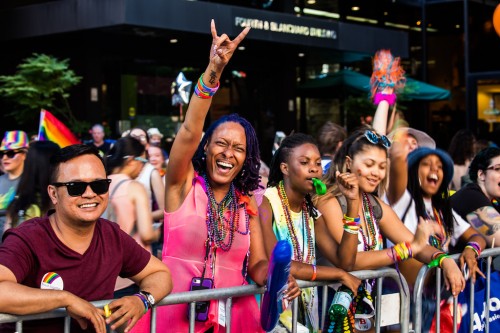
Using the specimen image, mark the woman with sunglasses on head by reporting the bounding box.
[259,133,361,332]
[450,147,500,246]
[104,136,161,298]
[133,21,300,333]
[315,128,466,333]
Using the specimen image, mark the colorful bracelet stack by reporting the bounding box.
[134,293,149,314]
[311,264,317,281]
[390,242,413,262]
[465,241,482,258]
[194,73,220,99]
[428,251,450,268]
[343,214,361,235]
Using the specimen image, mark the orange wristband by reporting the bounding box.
[311,264,317,281]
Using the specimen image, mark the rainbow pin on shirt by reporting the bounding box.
[40,272,64,290]
[312,178,327,195]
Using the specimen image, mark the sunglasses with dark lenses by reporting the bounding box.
[52,179,112,197]
[0,150,24,159]
[364,130,391,149]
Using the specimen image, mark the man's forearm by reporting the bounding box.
[136,270,172,305]
[0,281,72,315]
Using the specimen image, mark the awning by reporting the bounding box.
[298,69,451,101]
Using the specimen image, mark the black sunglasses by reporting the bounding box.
[364,130,391,149]
[0,150,25,159]
[52,179,112,197]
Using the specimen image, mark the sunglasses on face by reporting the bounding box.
[0,150,24,159]
[364,130,391,149]
[52,179,112,197]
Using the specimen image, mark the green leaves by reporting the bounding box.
[0,53,87,134]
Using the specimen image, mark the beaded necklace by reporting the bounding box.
[425,207,447,250]
[493,198,499,207]
[277,181,315,264]
[360,193,382,252]
[203,174,250,252]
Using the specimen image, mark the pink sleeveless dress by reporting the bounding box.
[132,176,263,333]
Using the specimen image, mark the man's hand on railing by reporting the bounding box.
[65,294,106,333]
[105,295,146,333]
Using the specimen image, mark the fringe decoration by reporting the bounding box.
[370,49,406,102]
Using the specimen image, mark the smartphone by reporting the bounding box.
[188,277,214,322]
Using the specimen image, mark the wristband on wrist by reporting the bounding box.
[373,93,397,106]
[194,73,220,99]
[465,241,481,258]
[428,253,450,268]
[134,293,149,314]
[311,264,317,281]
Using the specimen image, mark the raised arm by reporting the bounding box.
[165,20,250,211]
[386,140,409,205]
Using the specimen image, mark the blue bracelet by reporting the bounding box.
[134,293,149,314]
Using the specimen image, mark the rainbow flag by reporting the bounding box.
[38,109,81,147]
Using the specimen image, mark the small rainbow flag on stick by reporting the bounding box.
[38,109,81,148]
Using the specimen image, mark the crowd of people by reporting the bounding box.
[0,20,499,333]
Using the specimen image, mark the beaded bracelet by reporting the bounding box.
[194,73,220,99]
[311,264,317,281]
[465,241,482,258]
[134,293,149,314]
[373,93,396,106]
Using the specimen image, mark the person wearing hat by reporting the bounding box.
[387,126,436,153]
[147,127,169,161]
[0,131,29,241]
[385,145,486,331]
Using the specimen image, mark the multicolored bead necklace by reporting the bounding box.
[492,198,499,207]
[360,193,382,251]
[277,180,315,263]
[204,174,250,252]
[425,207,447,250]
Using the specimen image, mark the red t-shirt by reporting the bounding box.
[0,214,151,332]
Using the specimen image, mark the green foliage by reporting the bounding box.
[0,53,88,134]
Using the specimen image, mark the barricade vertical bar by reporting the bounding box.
[64,316,70,333]
[189,302,196,333]
[225,297,232,333]
[469,281,475,333]
[321,285,328,329]
[150,306,157,333]
[292,297,298,333]
[413,265,430,333]
[436,268,442,333]
[452,296,458,333]
[485,255,492,333]
[375,277,382,333]
[15,321,22,333]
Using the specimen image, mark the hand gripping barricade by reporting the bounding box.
[412,247,500,333]
[0,267,411,333]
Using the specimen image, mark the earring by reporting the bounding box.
[241,168,246,176]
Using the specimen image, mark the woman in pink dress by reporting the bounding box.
[133,20,299,333]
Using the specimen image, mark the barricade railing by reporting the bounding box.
[412,247,500,333]
[0,267,410,333]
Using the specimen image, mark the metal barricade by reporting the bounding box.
[412,247,500,333]
[0,267,410,333]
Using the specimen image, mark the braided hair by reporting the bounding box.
[268,133,319,218]
[192,113,261,195]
